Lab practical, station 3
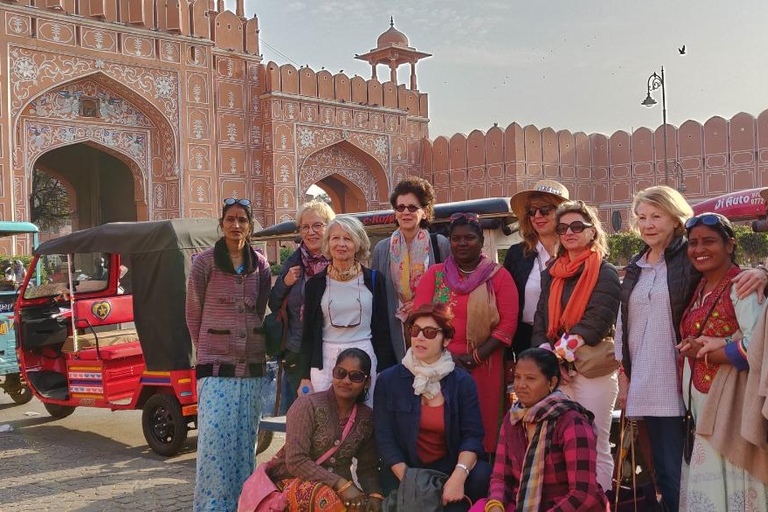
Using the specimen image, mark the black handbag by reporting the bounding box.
[264,296,289,358]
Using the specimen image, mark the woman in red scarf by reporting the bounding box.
[414,212,518,453]
[531,200,621,492]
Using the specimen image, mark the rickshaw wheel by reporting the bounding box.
[44,402,76,418]
[5,374,33,405]
[142,393,188,456]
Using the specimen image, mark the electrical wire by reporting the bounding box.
[259,36,302,68]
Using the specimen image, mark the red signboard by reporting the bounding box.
[692,188,767,220]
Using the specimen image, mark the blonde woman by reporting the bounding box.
[531,200,620,492]
[616,186,767,511]
[299,216,394,405]
[268,200,335,410]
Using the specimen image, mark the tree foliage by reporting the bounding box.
[30,169,70,231]
[607,231,645,267]
[733,225,768,266]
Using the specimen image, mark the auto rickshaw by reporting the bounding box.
[0,221,39,405]
[251,196,519,453]
[15,218,219,455]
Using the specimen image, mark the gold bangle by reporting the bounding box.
[336,480,354,493]
[485,499,504,512]
[368,493,385,501]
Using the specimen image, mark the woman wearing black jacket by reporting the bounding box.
[299,216,394,406]
[504,180,569,356]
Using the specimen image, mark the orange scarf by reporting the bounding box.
[547,249,601,340]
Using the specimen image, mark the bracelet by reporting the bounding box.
[485,499,504,512]
[455,462,470,476]
[336,480,354,493]
[368,493,385,501]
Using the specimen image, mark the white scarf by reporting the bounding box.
[401,348,455,400]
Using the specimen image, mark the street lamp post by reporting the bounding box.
[641,66,669,185]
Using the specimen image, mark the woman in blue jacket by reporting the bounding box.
[374,303,490,511]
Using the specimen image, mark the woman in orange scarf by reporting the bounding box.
[531,200,621,493]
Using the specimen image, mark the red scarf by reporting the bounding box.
[547,249,602,340]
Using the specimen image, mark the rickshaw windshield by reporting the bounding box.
[23,252,110,299]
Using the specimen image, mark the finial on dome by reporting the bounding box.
[390,16,394,27]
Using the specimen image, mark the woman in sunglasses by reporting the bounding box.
[372,176,450,362]
[676,213,768,510]
[505,180,570,358]
[530,200,620,492]
[300,216,394,405]
[616,187,768,512]
[268,200,335,411]
[374,303,490,510]
[264,348,384,511]
[186,197,272,511]
[413,213,518,454]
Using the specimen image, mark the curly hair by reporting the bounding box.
[389,176,436,228]
[554,200,609,258]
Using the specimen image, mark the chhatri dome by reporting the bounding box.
[377,17,409,48]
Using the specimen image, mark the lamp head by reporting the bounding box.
[641,93,657,107]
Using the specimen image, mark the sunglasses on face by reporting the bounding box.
[300,222,326,234]
[526,206,556,218]
[395,204,421,213]
[555,221,594,235]
[223,198,251,207]
[332,366,368,383]
[685,214,732,235]
[450,212,481,223]
[409,325,443,339]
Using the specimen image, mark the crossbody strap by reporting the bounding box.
[315,404,358,466]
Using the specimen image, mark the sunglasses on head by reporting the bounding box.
[555,220,593,235]
[685,214,732,234]
[526,206,556,218]
[409,324,443,339]
[332,366,368,383]
[223,198,251,207]
[450,212,481,223]
[395,204,421,213]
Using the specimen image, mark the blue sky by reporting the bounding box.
[238,0,768,138]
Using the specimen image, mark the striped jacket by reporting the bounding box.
[185,243,271,378]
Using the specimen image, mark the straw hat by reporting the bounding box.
[510,179,570,218]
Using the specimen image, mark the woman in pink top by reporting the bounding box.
[414,212,518,453]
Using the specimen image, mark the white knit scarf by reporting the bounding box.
[401,348,455,400]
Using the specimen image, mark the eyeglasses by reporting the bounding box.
[332,366,368,383]
[685,214,732,233]
[223,198,251,207]
[300,222,326,234]
[555,221,594,235]
[328,278,362,328]
[450,212,481,223]
[395,204,422,213]
[409,325,443,339]
[526,206,555,218]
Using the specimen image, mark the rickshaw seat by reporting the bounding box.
[76,340,142,361]
[73,295,134,329]
[62,328,139,352]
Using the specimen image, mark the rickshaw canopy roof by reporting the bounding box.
[34,219,219,256]
[33,219,221,371]
[0,221,39,237]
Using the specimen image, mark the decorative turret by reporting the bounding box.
[356,17,431,90]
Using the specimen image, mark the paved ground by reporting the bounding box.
[0,392,283,511]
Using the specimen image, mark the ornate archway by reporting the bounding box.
[9,47,181,222]
[300,140,390,213]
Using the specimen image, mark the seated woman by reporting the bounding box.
[472,348,609,512]
[677,213,768,511]
[374,303,490,511]
[266,348,383,511]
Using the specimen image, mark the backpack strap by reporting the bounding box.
[430,233,442,264]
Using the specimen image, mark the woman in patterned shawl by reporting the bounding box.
[413,212,518,453]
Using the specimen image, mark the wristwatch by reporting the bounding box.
[456,463,470,476]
